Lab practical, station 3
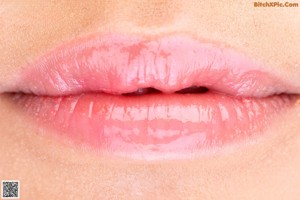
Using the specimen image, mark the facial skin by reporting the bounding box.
[0,1,299,199]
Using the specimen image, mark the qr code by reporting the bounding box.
[1,180,20,199]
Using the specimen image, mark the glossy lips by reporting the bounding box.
[7,34,298,159]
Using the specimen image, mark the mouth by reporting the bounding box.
[2,34,299,160]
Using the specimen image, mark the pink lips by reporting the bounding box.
[7,34,298,159]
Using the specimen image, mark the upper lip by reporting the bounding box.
[2,33,299,97]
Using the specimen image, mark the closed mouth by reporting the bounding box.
[2,33,299,160]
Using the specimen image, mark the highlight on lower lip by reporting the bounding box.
[11,91,296,159]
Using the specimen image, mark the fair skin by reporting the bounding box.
[0,1,300,199]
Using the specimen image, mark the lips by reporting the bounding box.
[4,34,299,159]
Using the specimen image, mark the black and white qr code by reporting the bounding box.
[1,180,20,199]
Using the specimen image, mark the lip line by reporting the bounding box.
[4,33,298,97]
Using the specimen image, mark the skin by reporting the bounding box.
[0,1,300,199]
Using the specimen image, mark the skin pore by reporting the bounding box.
[0,1,300,199]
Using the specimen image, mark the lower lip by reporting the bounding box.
[11,91,296,159]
